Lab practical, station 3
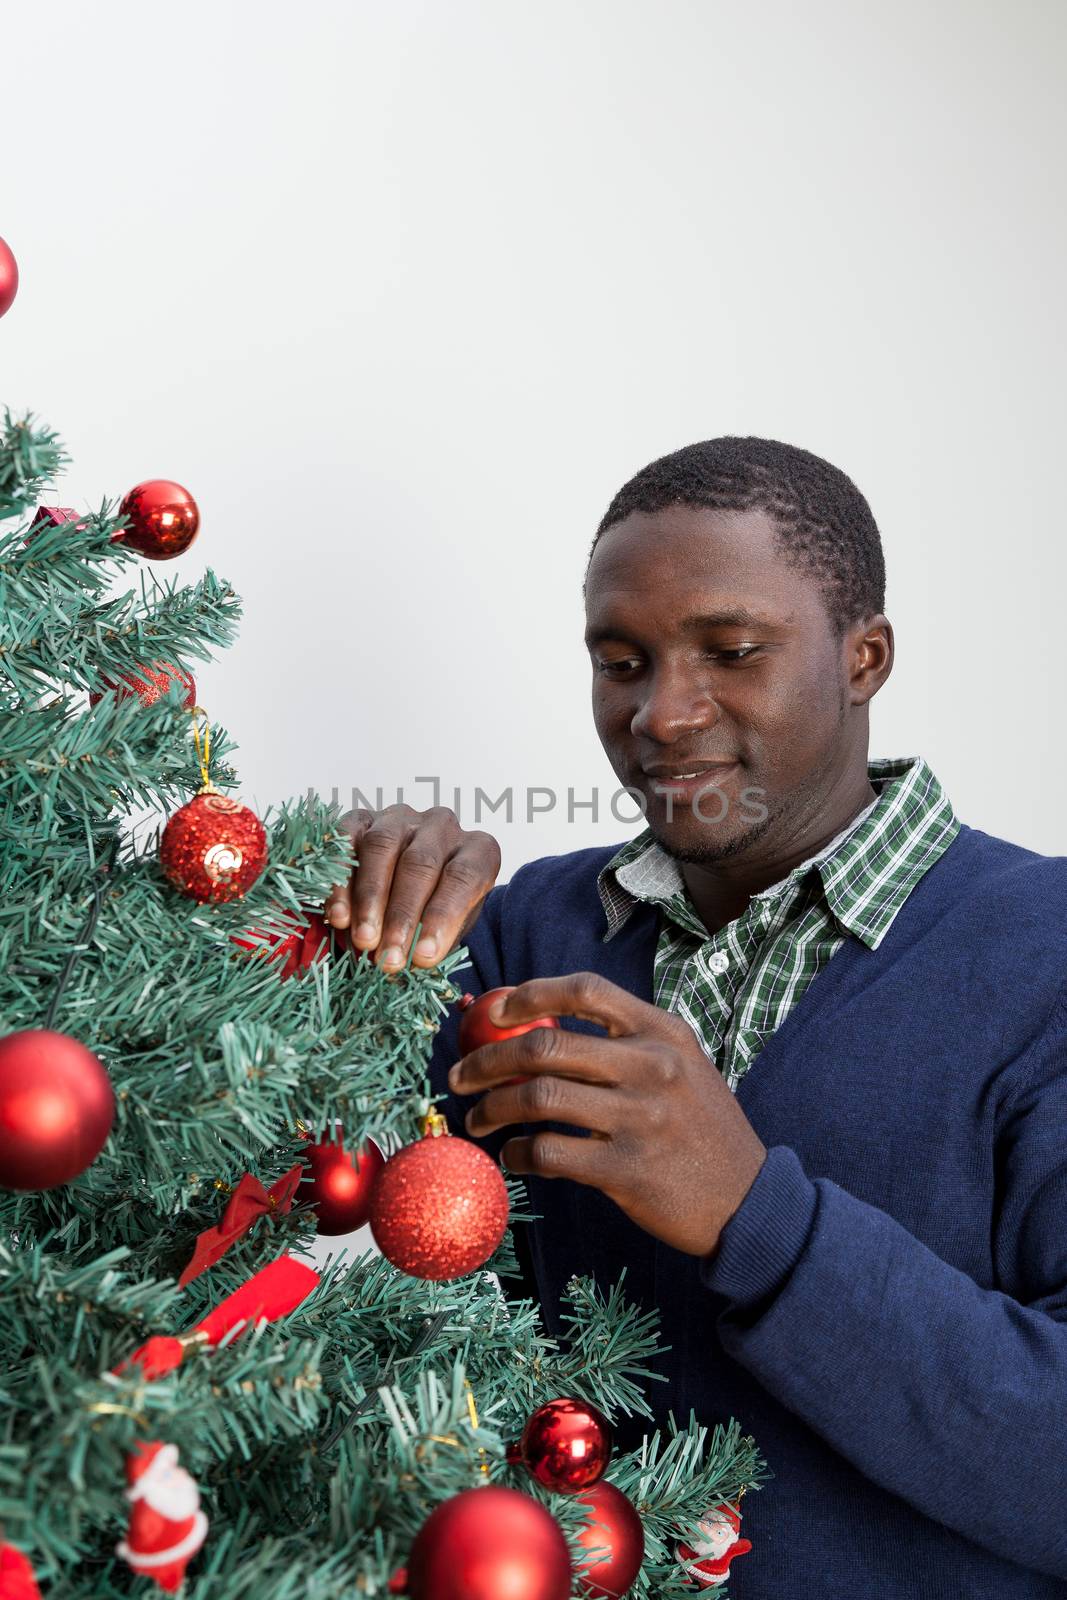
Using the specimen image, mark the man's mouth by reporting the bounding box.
[642,763,739,798]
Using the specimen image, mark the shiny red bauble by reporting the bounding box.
[457,986,560,1087]
[233,910,332,981]
[0,237,18,319]
[508,1397,613,1494]
[368,1127,510,1280]
[160,791,268,903]
[0,1029,115,1190]
[574,1480,645,1598]
[298,1127,385,1235]
[116,480,200,560]
[88,661,197,711]
[403,1486,572,1600]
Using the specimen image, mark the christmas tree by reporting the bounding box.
[0,405,768,1598]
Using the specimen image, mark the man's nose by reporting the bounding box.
[630,667,719,742]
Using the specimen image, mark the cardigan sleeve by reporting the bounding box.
[698,983,1067,1582]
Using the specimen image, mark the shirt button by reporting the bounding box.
[706,951,730,975]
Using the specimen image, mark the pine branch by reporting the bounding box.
[0,409,69,521]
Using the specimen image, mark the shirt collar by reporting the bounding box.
[596,755,960,950]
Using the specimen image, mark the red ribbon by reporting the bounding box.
[114,1256,319,1381]
[177,1164,304,1288]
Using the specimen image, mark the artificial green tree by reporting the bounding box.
[0,408,767,1599]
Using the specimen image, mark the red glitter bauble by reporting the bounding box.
[574,1480,645,1599]
[368,1126,510,1281]
[88,660,197,711]
[0,1029,114,1191]
[117,480,200,560]
[404,1486,572,1600]
[457,986,560,1088]
[299,1127,386,1235]
[160,791,268,903]
[232,910,332,980]
[509,1397,614,1494]
[0,237,18,320]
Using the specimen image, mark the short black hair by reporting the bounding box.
[585,436,886,641]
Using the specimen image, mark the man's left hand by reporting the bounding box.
[447,971,768,1259]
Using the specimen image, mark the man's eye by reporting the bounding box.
[596,648,760,674]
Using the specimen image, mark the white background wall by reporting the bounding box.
[4,0,1065,886]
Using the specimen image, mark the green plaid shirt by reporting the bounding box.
[596,755,960,1093]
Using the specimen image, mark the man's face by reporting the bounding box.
[584,503,861,864]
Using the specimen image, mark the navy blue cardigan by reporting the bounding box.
[427,820,1067,1596]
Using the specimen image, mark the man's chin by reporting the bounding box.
[646,814,751,865]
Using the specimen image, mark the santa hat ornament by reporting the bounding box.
[116,1440,208,1592]
[676,1500,753,1588]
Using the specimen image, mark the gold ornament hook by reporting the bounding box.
[189,705,217,795]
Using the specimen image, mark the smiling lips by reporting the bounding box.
[642,762,738,796]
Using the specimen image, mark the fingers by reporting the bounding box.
[324,809,375,931]
[403,832,500,966]
[463,1070,620,1139]
[497,1128,615,1186]
[325,806,500,973]
[449,1023,630,1092]
[487,970,656,1038]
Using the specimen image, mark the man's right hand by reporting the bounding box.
[324,805,502,973]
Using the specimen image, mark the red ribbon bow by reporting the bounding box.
[114,1255,320,1381]
[177,1164,304,1288]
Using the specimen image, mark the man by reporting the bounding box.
[325,437,1067,1596]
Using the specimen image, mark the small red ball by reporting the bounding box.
[369,1129,510,1280]
[404,1485,572,1600]
[160,791,268,903]
[574,1480,645,1599]
[457,986,560,1087]
[88,661,197,711]
[299,1128,385,1235]
[0,237,18,320]
[117,480,200,560]
[511,1398,613,1494]
[0,1029,114,1191]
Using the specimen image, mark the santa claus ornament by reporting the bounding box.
[675,1501,752,1588]
[116,1440,208,1592]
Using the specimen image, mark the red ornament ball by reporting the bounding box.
[457,986,560,1087]
[574,1480,645,1599]
[232,909,332,980]
[299,1126,385,1235]
[368,1127,510,1280]
[509,1397,614,1494]
[0,1029,114,1191]
[117,480,200,560]
[160,791,268,903]
[404,1485,572,1600]
[0,237,18,320]
[88,660,197,711]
